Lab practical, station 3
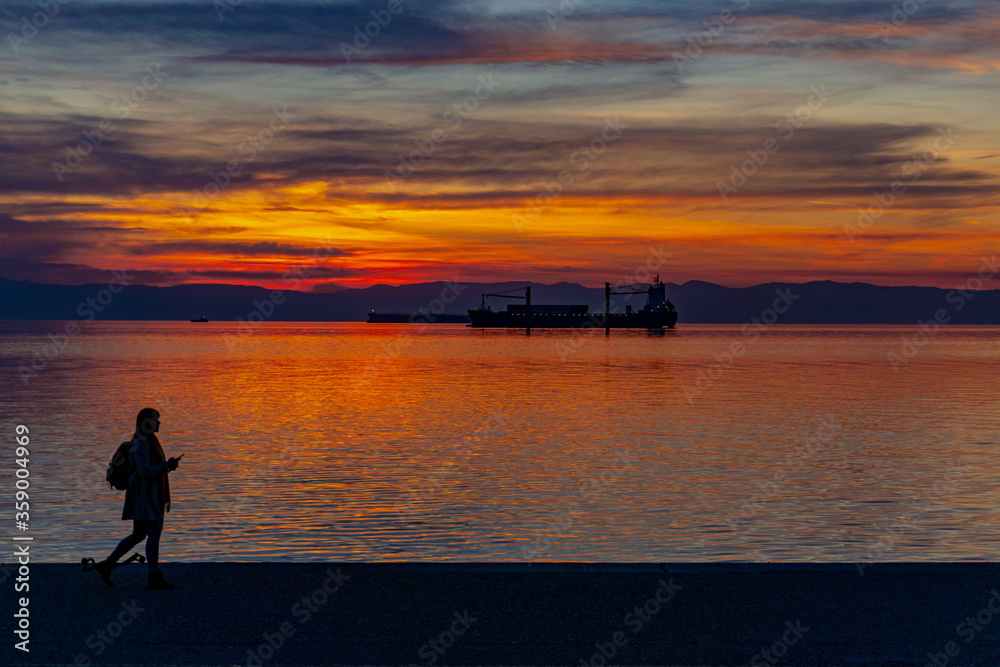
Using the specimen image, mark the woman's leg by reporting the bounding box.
[106,520,148,563]
[142,520,163,571]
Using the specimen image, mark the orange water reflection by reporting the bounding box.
[3,322,999,561]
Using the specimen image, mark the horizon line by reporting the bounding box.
[1,275,992,294]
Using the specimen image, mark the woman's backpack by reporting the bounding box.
[106,440,132,490]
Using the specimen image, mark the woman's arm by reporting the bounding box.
[131,438,171,478]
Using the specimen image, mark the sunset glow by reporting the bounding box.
[2,0,999,290]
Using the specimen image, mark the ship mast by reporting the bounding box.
[480,286,532,331]
[605,281,655,334]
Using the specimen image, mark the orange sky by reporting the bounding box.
[1,1,999,290]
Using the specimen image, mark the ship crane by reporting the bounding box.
[605,282,647,313]
[478,286,531,312]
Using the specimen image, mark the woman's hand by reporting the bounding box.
[166,457,180,471]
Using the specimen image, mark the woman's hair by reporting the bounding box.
[135,407,160,436]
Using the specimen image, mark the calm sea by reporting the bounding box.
[1,321,998,562]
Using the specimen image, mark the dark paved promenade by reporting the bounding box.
[6,562,1000,666]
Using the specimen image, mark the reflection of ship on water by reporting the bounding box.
[366,311,471,323]
[468,276,678,329]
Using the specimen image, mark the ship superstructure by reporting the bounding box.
[468,276,677,330]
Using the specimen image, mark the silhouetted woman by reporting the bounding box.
[95,407,181,590]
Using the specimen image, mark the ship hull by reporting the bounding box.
[467,310,677,329]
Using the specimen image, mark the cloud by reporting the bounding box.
[183,266,363,281]
[5,109,992,208]
[122,240,353,258]
[0,257,176,285]
[2,0,998,289]
[2,0,994,70]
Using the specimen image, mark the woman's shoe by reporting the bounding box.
[94,559,115,587]
[147,569,175,590]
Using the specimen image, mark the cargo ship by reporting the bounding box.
[366,311,471,323]
[468,276,677,329]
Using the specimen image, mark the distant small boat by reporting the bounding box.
[190,315,209,322]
